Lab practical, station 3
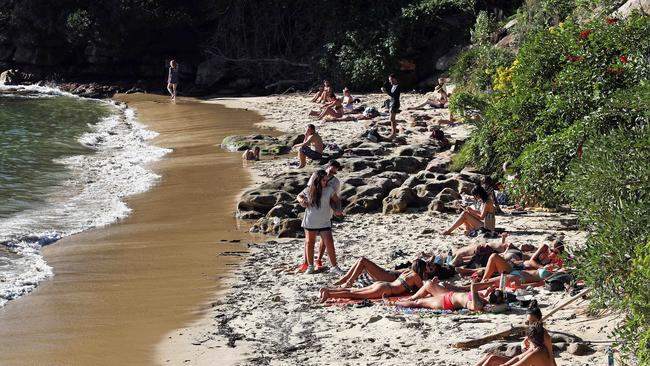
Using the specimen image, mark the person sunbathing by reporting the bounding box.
[407,85,448,110]
[479,254,558,288]
[333,256,454,288]
[524,235,564,269]
[442,186,496,235]
[393,279,504,311]
[318,97,344,120]
[475,321,554,366]
[474,301,556,366]
[319,259,427,302]
[448,232,510,267]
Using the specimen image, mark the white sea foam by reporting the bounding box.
[0,89,170,307]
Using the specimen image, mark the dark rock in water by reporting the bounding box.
[221,134,300,155]
[383,187,417,214]
[238,210,265,219]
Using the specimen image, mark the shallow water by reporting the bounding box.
[0,88,168,307]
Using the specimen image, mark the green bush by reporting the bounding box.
[457,13,650,205]
[563,120,650,364]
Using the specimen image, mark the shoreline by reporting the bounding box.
[0,93,268,365]
[165,94,620,365]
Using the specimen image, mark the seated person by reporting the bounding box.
[241,146,260,161]
[291,124,324,169]
[317,97,344,120]
[310,80,332,103]
[442,186,496,235]
[319,259,427,302]
[475,321,555,366]
[408,85,448,110]
[341,87,355,112]
[394,279,504,311]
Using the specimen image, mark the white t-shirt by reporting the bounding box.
[301,186,335,229]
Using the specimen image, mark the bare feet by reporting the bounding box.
[319,288,330,303]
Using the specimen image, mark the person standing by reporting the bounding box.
[297,170,344,275]
[167,60,179,101]
[314,160,343,270]
[381,74,401,138]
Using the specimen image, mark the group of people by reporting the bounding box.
[293,158,561,365]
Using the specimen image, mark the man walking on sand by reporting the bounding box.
[381,74,401,138]
[292,124,324,168]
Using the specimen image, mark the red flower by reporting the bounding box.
[577,147,583,157]
[565,54,584,63]
[606,17,619,24]
[607,67,625,74]
[578,30,593,39]
[620,55,628,64]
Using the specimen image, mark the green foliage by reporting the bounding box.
[563,121,650,364]
[458,14,650,205]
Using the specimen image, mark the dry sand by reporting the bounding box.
[159,94,622,366]
[0,94,265,366]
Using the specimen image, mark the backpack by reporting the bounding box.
[544,272,575,292]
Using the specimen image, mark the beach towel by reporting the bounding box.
[391,304,511,318]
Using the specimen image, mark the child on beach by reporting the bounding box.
[167,60,179,101]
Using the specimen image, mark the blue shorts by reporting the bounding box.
[300,146,323,160]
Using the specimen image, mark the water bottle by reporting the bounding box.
[607,346,614,366]
[499,272,506,291]
[446,248,453,266]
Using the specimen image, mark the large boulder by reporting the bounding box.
[221,134,300,155]
[195,57,227,87]
[237,189,295,216]
[257,171,311,195]
[428,188,462,213]
[426,155,452,173]
[616,0,650,18]
[435,45,464,71]
[0,69,36,85]
[383,187,417,214]
[384,156,427,174]
[251,217,304,238]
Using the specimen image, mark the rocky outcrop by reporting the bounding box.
[0,69,37,85]
[383,187,417,214]
[616,0,650,17]
[221,134,303,155]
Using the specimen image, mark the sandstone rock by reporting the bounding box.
[435,45,464,71]
[0,69,36,85]
[252,217,303,238]
[266,203,297,219]
[484,343,522,358]
[238,189,295,216]
[238,211,265,219]
[616,0,650,18]
[426,156,452,173]
[221,134,298,155]
[383,187,417,214]
[257,171,310,195]
[385,156,427,174]
[195,57,227,87]
[567,342,592,356]
[428,188,462,214]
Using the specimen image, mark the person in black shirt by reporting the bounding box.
[381,74,401,138]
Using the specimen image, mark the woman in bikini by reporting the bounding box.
[319,259,427,302]
[442,185,496,236]
[394,279,504,311]
[478,253,558,287]
[475,321,555,366]
[474,301,556,366]
[407,85,448,110]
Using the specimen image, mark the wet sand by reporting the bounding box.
[0,94,266,365]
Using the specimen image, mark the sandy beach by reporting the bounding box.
[159,94,622,366]
[0,94,266,366]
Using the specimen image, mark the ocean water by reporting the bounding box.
[0,85,170,307]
